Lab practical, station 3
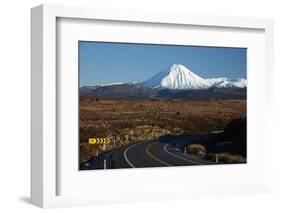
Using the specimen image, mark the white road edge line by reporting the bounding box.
[163,144,202,165]
[123,141,146,168]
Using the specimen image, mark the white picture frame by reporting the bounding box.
[31,4,274,208]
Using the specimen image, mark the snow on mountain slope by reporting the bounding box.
[206,78,247,88]
[143,64,247,90]
[143,64,210,89]
[99,82,128,86]
[98,81,139,87]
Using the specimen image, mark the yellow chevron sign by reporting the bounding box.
[88,138,110,144]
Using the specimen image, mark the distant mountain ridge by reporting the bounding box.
[206,77,247,88]
[80,64,247,99]
[80,83,246,100]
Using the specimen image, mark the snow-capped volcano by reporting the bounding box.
[143,64,210,89]
[143,64,247,90]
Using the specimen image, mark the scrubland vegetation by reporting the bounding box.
[79,97,246,164]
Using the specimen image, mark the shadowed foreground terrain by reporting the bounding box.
[79,97,246,169]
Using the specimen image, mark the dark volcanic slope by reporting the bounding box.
[80,83,246,99]
[156,87,246,99]
[213,117,247,156]
[80,83,158,98]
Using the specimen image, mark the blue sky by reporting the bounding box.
[79,41,247,86]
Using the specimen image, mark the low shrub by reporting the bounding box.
[187,144,206,158]
[206,152,246,163]
[218,152,246,163]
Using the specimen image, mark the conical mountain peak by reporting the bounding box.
[143,64,210,89]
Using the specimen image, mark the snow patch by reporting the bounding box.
[206,78,247,88]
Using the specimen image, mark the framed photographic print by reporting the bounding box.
[31,4,274,208]
[79,42,247,170]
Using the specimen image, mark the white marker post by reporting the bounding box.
[104,159,106,170]
[125,135,129,144]
[184,147,187,155]
[216,154,219,163]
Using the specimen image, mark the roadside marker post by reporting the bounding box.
[104,159,106,170]
[125,135,129,144]
[184,147,187,155]
[216,154,219,163]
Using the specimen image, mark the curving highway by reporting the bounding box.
[111,140,214,169]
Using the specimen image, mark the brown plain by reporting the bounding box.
[80,97,246,138]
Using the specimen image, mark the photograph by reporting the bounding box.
[79,41,247,170]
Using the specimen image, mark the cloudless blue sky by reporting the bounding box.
[79,41,247,86]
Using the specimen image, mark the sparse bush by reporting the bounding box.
[217,152,246,163]
[206,152,246,163]
[187,144,206,158]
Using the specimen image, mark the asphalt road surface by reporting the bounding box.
[111,140,214,169]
